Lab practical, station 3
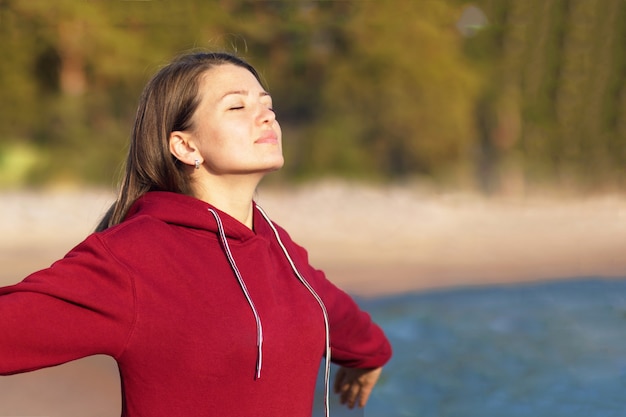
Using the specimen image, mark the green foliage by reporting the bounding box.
[0,0,624,191]
[0,142,42,188]
[308,1,480,179]
[469,0,626,191]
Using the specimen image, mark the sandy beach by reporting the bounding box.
[1,182,626,416]
[1,182,625,295]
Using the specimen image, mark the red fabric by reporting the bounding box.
[0,191,391,416]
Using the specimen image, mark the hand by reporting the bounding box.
[333,366,383,409]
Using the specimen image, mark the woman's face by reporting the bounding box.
[189,64,284,176]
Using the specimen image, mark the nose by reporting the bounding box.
[257,104,276,125]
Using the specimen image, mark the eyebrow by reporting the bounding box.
[220,90,271,100]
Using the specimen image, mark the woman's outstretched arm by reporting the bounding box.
[0,234,135,375]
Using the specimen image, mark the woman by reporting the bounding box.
[0,52,391,416]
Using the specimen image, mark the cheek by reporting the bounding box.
[197,123,231,151]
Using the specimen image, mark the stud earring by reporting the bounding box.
[194,159,201,170]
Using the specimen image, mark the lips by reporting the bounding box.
[255,131,278,144]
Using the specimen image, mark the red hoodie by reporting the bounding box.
[0,191,392,416]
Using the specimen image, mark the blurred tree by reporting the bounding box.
[0,1,228,185]
[289,1,481,182]
[1,0,140,184]
[0,0,624,190]
[470,0,626,193]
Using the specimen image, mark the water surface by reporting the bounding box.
[316,278,626,417]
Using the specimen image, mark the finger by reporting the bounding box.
[333,367,346,393]
[356,367,382,407]
[342,381,363,409]
[338,381,351,405]
[357,384,373,408]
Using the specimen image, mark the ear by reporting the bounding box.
[169,131,202,168]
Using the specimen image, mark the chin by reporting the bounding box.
[266,156,285,171]
[244,155,284,174]
[264,163,284,174]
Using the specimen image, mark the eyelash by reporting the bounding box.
[229,106,275,112]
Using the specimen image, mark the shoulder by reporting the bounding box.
[99,213,162,237]
[94,214,174,254]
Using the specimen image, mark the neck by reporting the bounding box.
[191,174,263,229]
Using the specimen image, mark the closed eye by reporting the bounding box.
[229,106,244,110]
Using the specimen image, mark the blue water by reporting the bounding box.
[315,278,626,417]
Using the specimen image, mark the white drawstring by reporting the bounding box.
[255,205,332,417]
[207,208,264,380]
[207,205,331,417]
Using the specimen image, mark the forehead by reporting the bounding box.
[199,64,264,97]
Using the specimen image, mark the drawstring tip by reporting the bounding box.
[255,349,262,380]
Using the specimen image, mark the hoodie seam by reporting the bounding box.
[93,233,138,361]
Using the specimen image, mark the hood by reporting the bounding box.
[125,191,256,242]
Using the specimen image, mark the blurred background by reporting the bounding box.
[0,0,624,193]
[2,1,626,417]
